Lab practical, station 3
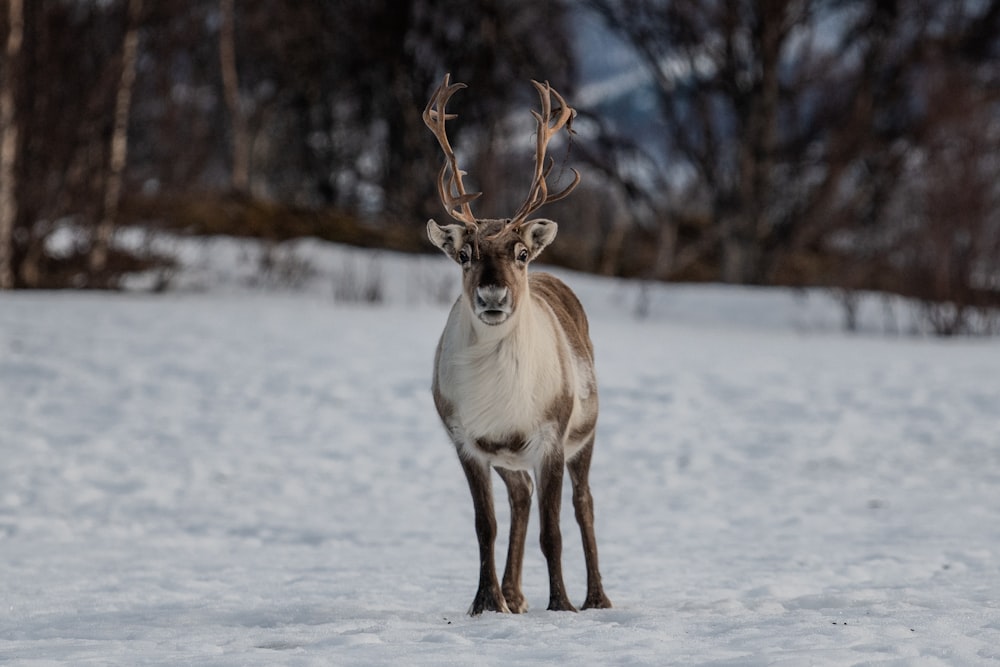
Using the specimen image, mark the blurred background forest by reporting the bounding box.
[0,0,998,333]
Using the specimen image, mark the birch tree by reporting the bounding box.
[219,0,248,193]
[89,0,142,279]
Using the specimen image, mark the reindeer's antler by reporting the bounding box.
[424,75,580,242]
[501,80,581,235]
[423,74,481,230]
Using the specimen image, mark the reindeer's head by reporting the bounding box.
[424,75,580,327]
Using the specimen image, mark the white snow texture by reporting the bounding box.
[1,238,999,665]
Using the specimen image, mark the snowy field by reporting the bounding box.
[2,238,999,665]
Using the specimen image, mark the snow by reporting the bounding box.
[2,237,999,665]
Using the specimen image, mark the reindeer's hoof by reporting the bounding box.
[503,590,528,614]
[468,587,511,615]
[547,597,578,612]
[581,592,613,610]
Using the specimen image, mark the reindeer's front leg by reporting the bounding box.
[536,450,577,612]
[496,468,533,613]
[459,455,510,615]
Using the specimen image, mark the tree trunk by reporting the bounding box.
[725,3,781,285]
[655,213,681,281]
[0,0,23,289]
[599,208,630,277]
[90,0,142,279]
[219,0,249,193]
[721,228,759,284]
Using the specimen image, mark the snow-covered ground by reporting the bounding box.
[2,237,999,665]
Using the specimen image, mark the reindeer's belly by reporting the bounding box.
[460,422,560,471]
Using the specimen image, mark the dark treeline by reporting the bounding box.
[0,0,998,332]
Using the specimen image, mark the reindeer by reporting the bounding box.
[423,74,612,615]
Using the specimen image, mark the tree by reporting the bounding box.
[129,0,576,218]
[586,0,805,284]
[324,0,577,224]
[13,1,128,287]
[855,0,1000,334]
[90,0,143,281]
[585,0,1000,308]
[218,0,248,193]
[2,1,578,287]
[0,0,23,289]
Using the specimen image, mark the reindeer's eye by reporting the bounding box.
[458,248,471,264]
[517,248,529,263]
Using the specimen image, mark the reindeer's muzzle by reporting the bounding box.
[474,285,512,325]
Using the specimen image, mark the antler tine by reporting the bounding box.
[423,73,481,229]
[506,80,581,229]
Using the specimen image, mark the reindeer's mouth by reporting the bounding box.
[477,309,510,325]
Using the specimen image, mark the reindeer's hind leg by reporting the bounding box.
[496,468,533,613]
[567,437,612,610]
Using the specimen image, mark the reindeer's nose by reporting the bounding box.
[475,285,510,311]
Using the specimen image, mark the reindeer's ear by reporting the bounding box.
[520,219,558,261]
[427,219,469,261]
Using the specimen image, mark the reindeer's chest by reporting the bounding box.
[441,336,562,438]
